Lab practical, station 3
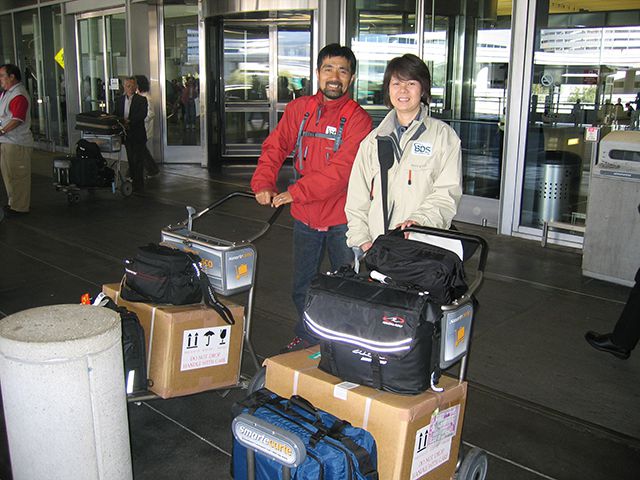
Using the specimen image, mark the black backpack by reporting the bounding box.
[71,139,114,187]
[95,295,148,395]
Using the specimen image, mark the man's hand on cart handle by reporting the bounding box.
[272,191,293,208]
[255,189,277,206]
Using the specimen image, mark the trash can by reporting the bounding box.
[0,304,133,480]
[534,150,582,225]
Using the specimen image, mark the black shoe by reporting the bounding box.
[279,336,317,354]
[4,208,29,217]
[585,331,631,360]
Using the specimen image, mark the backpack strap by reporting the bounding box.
[327,422,379,480]
[376,138,395,234]
[293,97,361,175]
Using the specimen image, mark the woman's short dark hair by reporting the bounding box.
[382,54,431,109]
[135,75,150,93]
[317,44,356,74]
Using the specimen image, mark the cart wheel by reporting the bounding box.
[457,448,488,480]
[66,192,79,204]
[121,181,133,197]
[73,193,81,203]
[247,366,266,395]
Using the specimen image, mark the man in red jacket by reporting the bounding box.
[251,44,372,351]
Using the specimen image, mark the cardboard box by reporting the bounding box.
[103,283,244,399]
[265,347,467,480]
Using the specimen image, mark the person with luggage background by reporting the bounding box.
[115,76,148,193]
[251,44,372,352]
[345,54,462,252]
[0,63,34,217]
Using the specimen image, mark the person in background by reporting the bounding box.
[181,77,198,130]
[345,54,462,253]
[0,64,34,217]
[115,76,148,192]
[585,204,640,360]
[135,75,159,178]
[251,44,372,351]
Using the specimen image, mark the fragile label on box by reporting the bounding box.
[180,326,231,371]
[410,405,460,480]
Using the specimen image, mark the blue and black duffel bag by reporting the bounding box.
[231,389,378,480]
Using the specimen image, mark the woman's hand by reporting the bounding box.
[360,241,373,252]
[395,219,418,238]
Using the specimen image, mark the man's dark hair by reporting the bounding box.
[0,64,22,82]
[135,75,150,93]
[382,54,431,108]
[317,44,356,74]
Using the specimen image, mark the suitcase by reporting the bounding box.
[232,389,378,480]
[75,110,123,134]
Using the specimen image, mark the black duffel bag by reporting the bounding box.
[304,269,442,395]
[363,228,467,304]
[121,243,234,325]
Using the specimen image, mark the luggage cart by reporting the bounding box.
[245,225,490,480]
[161,191,283,376]
[53,131,133,204]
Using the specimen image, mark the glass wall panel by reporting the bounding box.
[453,1,511,200]
[277,27,311,102]
[520,6,640,230]
[164,4,200,146]
[40,5,66,146]
[14,9,44,140]
[0,14,14,64]
[350,1,417,115]
[77,17,106,112]
[105,13,127,112]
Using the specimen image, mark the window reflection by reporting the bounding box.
[521,11,640,230]
[164,5,200,146]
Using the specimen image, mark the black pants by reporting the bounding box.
[142,144,159,176]
[611,267,640,351]
[125,140,146,191]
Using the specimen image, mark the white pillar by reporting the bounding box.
[0,305,133,480]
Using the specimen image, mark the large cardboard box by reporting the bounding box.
[265,347,467,480]
[103,283,244,399]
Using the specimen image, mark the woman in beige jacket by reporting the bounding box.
[345,54,462,252]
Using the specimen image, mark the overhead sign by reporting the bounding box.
[54,48,64,69]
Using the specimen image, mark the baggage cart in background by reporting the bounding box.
[54,119,132,203]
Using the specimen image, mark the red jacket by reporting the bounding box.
[251,90,372,229]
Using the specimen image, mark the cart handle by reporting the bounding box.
[183,190,284,244]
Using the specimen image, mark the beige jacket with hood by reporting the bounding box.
[345,105,462,248]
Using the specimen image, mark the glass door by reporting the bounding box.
[77,16,107,112]
[77,11,127,114]
[219,12,312,158]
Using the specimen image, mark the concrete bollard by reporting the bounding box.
[0,304,133,480]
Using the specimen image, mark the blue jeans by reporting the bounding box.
[292,220,352,341]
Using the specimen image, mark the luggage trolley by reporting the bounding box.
[161,191,283,375]
[53,126,133,204]
[243,225,490,480]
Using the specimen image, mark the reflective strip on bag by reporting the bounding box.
[304,313,412,353]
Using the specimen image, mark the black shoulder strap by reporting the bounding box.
[377,138,395,234]
[184,252,235,325]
